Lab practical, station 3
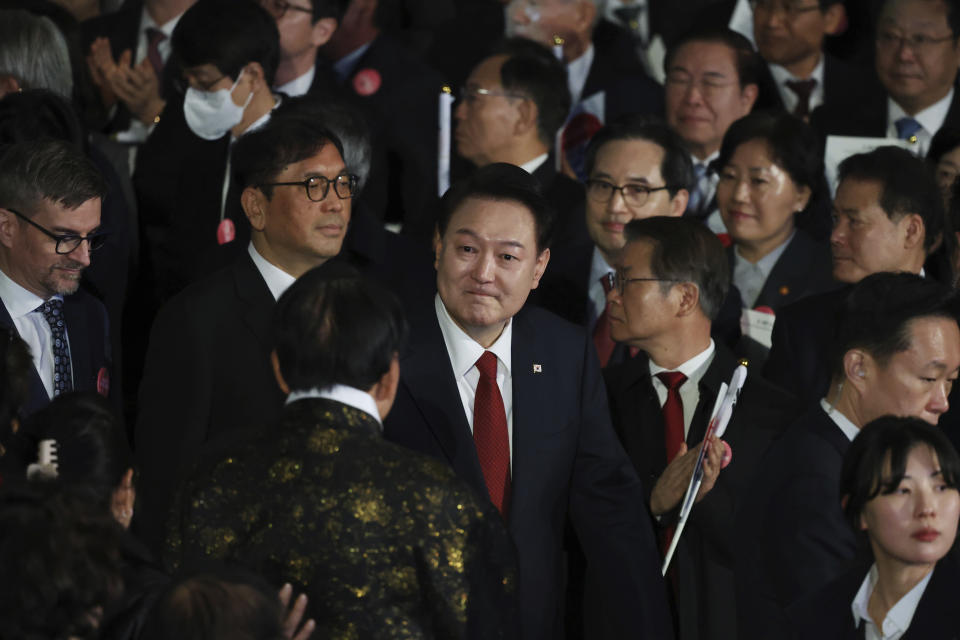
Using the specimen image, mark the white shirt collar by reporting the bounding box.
[435,293,512,378]
[691,149,720,172]
[589,245,614,286]
[735,229,795,271]
[0,266,47,319]
[285,384,382,426]
[767,56,825,113]
[139,6,182,37]
[567,43,595,105]
[276,65,316,98]
[247,242,296,301]
[649,340,716,382]
[888,88,954,141]
[851,563,934,639]
[820,397,860,442]
[519,153,549,175]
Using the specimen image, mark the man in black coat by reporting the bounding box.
[603,216,795,640]
[737,273,960,640]
[0,140,112,417]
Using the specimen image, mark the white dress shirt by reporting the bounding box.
[649,341,716,437]
[886,88,954,157]
[567,43,596,105]
[275,65,316,98]
[435,294,514,464]
[851,564,933,640]
[518,153,549,175]
[820,398,860,442]
[588,246,614,327]
[285,384,383,426]
[768,57,825,115]
[0,268,69,399]
[247,242,296,301]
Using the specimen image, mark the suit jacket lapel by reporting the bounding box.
[0,299,49,414]
[62,294,95,393]
[401,305,487,497]
[607,353,668,480]
[233,253,275,351]
[688,347,737,444]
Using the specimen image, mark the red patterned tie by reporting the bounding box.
[656,371,687,463]
[473,351,511,518]
[145,27,167,78]
[593,273,616,367]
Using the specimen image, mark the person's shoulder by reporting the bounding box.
[777,286,849,322]
[517,303,587,342]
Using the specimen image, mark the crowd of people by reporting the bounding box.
[2,0,960,637]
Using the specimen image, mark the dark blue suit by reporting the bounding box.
[0,287,111,418]
[383,302,672,639]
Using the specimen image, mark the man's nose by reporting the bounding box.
[472,252,496,281]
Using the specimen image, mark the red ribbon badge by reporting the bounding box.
[217,219,236,245]
[97,367,110,397]
[353,69,382,97]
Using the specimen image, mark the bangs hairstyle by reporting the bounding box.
[272,264,408,392]
[0,139,106,213]
[437,162,556,252]
[623,216,730,321]
[231,114,343,198]
[172,0,280,86]
[830,272,958,381]
[841,415,960,533]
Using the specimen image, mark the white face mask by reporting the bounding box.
[183,70,253,141]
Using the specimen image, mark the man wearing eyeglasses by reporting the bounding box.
[603,215,794,640]
[259,0,342,97]
[814,0,960,155]
[0,140,111,416]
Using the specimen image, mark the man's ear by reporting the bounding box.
[513,98,539,139]
[271,350,290,395]
[0,208,17,249]
[0,75,20,99]
[433,228,444,270]
[843,349,870,393]
[900,213,925,251]
[530,248,551,290]
[739,83,759,114]
[823,3,846,36]
[244,61,266,93]
[371,355,401,420]
[242,187,267,230]
[311,17,338,47]
[674,282,701,317]
[574,0,596,36]
[669,189,689,217]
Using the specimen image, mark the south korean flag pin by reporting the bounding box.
[532,364,542,373]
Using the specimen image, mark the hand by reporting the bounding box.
[109,57,166,125]
[279,583,315,640]
[86,38,120,108]
[649,435,724,516]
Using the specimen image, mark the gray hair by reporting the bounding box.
[313,101,372,190]
[0,10,73,99]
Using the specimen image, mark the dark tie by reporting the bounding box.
[895,117,923,144]
[613,5,646,39]
[145,27,167,78]
[38,299,73,397]
[474,351,511,518]
[686,163,708,217]
[593,273,616,367]
[656,371,687,463]
[785,78,817,119]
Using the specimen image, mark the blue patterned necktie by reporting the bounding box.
[686,163,709,216]
[895,117,923,143]
[38,298,73,396]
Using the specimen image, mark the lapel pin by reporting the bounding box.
[533,364,542,373]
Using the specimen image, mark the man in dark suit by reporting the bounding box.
[764,146,941,404]
[737,272,960,640]
[383,163,672,639]
[455,39,587,248]
[532,115,743,363]
[0,140,111,418]
[134,113,359,552]
[664,26,760,230]
[505,0,664,179]
[603,216,795,639]
[262,0,343,97]
[168,266,520,636]
[813,0,960,155]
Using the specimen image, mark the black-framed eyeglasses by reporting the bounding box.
[586,179,670,209]
[5,207,108,254]
[875,31,956,53]
[606,271,682,296]
[258,174,360,201]
[174,74,228,94]
[748,0,820,17]
[259,0,313,19]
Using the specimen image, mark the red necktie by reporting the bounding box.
[593,273,616,367]
[145,27,167,78]
[473,351,511,518]
[656,371,687,463]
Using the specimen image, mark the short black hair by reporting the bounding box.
[841,415,960,534]
[0,89,84,150]
[830,272,959,380]
[490,38,571,148]
[0,138,106,215]
[584,114,695,197]
[838,146,944,252]
[232,101,344,199]
[309,0,348,22]
[664,25,762,89]
[15,392,132,511]
[716,111,827,222]
[437,162,556,252]
[272,263,408,392]
[140,568,283,640]
[623,216,730,321]
[172,0,280,87]
[928,125,960,165]
[876,0,960,39]
[0,485,124,640]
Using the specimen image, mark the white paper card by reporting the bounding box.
[740,308,776,349]
[824,135,913,195]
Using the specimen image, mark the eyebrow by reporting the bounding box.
[593,171,654,184]
[454,228,526,249]
[51,225,102,235]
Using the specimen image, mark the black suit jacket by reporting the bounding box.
[736,404,858,640]
[0,287,111,418]
[383,303,672,640]
[605,344,795,640]
[761,55,880,122]
[531,159,589,249]
[787,557,960,640]
[586,20,665,122]
[168,398,521,638]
